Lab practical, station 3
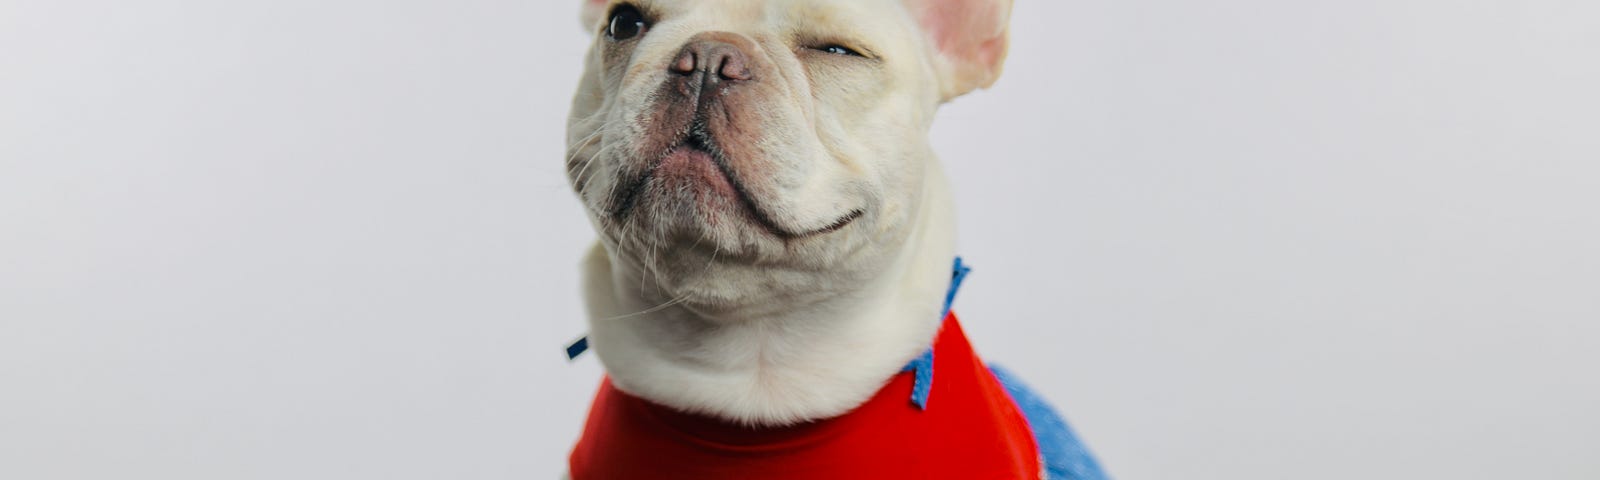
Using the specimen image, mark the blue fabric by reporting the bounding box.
[944,257,971,319]
[566,336,590,361]
[903,349,934,409]
[901,257,972,409]
[989,365,1111,480]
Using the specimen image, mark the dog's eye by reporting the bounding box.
[815,45,865,57]
[607,5,649,41]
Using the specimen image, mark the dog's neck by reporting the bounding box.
[580,164,957,426]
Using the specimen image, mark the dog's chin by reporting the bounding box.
[605,192,864,259]
[602,147,751,248]
[601,141,865,252]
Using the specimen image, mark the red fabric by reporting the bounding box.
[569,314,1041,480]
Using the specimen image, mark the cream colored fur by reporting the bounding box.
[566,0,1009,426]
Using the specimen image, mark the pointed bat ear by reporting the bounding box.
[580,0,608,32]
[903,0,1014,102]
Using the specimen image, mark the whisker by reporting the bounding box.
[604,292,692,321]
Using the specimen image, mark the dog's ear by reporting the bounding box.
[580,0,607,32]
[904,0,1014,101]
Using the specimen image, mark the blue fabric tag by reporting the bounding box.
[565,336,590,361]
[901,257,971,409]
[903,349,935,409]
[944,256,971,319]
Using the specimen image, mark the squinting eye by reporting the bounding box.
[817,45,864,57]
[607,5,648,41]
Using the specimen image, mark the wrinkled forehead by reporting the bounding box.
[620,0,913,42]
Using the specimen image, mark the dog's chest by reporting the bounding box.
[567,315,1043,480]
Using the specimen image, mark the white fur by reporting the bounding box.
[566,0,1009,427]
[582,166,955,425]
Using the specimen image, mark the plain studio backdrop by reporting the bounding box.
[3,0,1598,478]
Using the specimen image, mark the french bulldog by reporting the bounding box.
[561,0,1106,478]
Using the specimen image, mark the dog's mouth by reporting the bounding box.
[609,129,863,240]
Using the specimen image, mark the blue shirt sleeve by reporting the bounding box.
[989,365,1112,480]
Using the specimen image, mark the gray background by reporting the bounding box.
[2,0,1597,479]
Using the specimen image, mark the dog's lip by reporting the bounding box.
[799,208,865,237]
[609,136,863,240]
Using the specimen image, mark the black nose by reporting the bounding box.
[670,39,753,88]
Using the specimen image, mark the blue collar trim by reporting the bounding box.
[902,256,971,410]
[564,336,590,362]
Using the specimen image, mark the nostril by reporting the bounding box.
[720,67,751,81]
[671,39,754,83]
[717,55,751,81]
[712,49,751,81]
[670,50,696,75]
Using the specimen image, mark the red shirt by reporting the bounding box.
[569,313,1042,479]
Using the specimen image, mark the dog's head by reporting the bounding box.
[567,0,1011,315]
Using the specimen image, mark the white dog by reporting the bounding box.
[561,1,1106,478]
